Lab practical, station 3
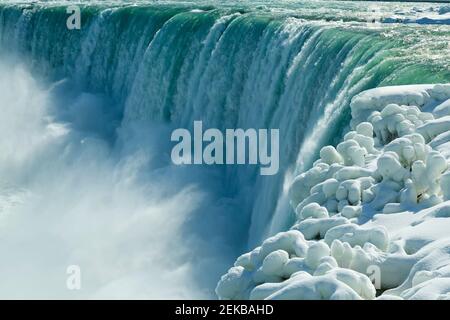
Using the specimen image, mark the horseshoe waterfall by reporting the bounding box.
[0,1,449,299]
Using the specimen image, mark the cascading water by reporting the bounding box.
[0,1,449,298]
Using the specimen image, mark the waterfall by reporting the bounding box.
[0,1,448,298]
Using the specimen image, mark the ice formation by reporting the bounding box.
[217,84,450,300]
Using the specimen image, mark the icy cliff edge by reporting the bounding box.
[217,84,450,300]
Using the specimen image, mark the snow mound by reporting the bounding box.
[217,84,450,300]
[216,230,376,300]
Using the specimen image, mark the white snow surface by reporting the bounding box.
[217,83,450,300]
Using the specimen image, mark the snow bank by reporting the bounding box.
[217,84,450,300]
[216,230,376,300]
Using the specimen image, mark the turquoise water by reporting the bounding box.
[0,0,449,298]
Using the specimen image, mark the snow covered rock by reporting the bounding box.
[324,224,389,251]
